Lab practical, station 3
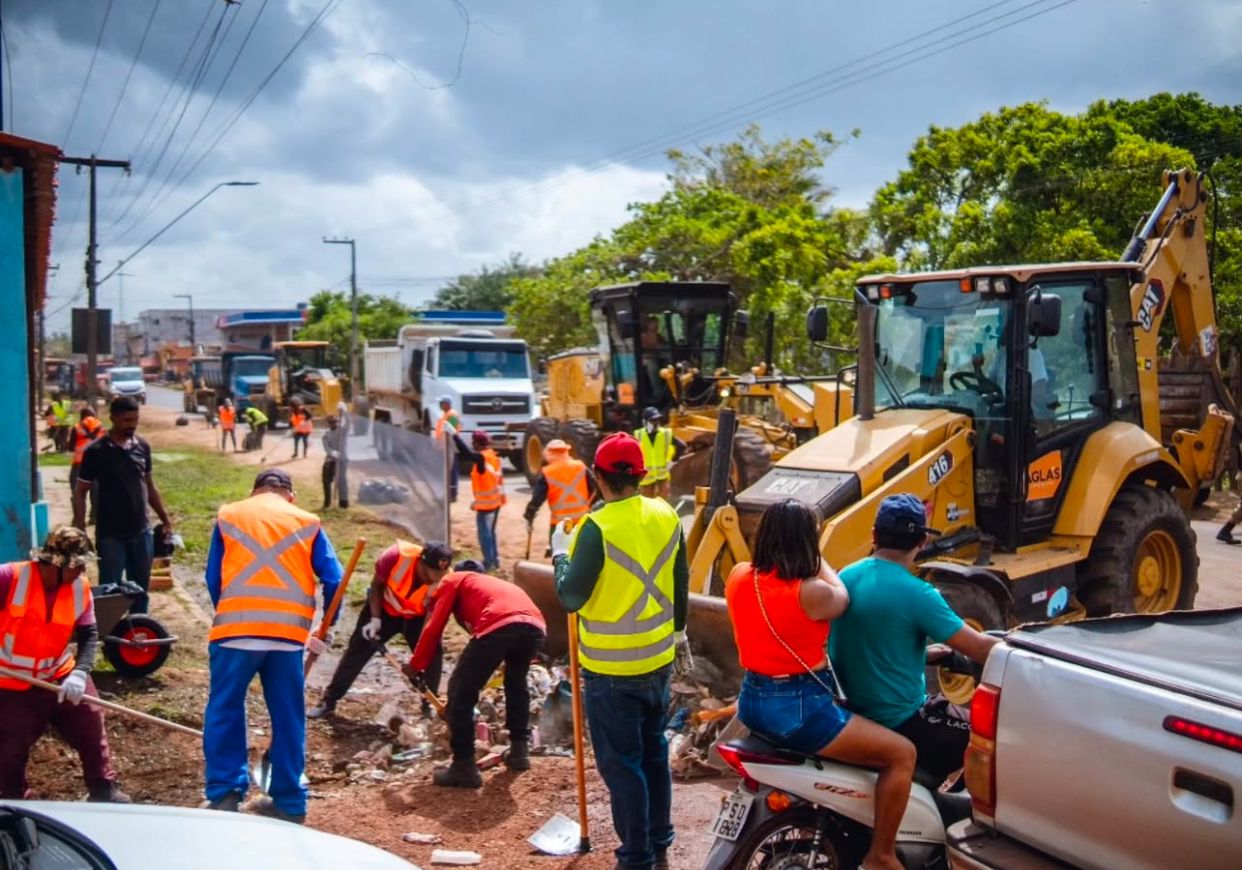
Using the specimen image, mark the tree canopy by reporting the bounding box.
[430,253,541,311]
[298,290,411,365]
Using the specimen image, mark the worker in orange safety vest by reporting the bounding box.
[202,468,343,824]
[453,431,506,571]
[69,406,106,524]
[524,438,596,557]
[218,398,238,452]
[0,526,130,802]
[434,396,462,502]
[289,400,313,460]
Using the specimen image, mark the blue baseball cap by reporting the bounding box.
[874,493,940,537]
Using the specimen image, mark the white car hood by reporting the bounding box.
[111,380,145,390]
[5,801,416,869]
[435,376,533,396]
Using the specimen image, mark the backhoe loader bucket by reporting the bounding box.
[509,560,741,683]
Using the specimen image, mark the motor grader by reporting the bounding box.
[523,280,854,493]
[512,169,1236,700]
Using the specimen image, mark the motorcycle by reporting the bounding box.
[704,651,981,870]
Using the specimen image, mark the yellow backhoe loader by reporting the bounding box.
[262,340,345,423]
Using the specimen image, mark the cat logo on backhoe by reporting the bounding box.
[1138,279,1166,332]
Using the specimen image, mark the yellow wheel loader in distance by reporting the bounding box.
[687,169,1234,697]
[262,340,346,424]
[525,281,855,493]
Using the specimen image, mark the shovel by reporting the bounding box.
[524,522,533,561]
[532,612,590,855]
[379,648,446,718]
[0,668,203,738]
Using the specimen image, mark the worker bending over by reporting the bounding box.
[290,400,313,459]
[555,433,692,870]
[202,469,343,823]
[406,560,547,788]
[523,439,594,557]
[243,404,268,449]
[0,527,129,803]
[453,431,506,571]
[218,399,238,452]
[634,407,684,501]
[308,541,452,719]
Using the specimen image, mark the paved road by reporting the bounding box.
[146,382,188,413]
[1191,519,1242,608]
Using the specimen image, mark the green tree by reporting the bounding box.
[430,252,541,311]
[298,290,411,367]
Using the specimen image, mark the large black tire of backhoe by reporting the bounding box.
[558,419,603,467]
[524,417,562,484]
[1081,485,1198,617]
[929,580,1004,705]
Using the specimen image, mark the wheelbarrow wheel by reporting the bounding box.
[103,615,172,678]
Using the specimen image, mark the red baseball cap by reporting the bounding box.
[594,432,646,474]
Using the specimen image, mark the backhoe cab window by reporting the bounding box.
[871,280,1012,419]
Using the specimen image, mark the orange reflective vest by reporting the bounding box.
[471,449,506,511]
[208,493,321,645]
[0,561,91,691]
[219,406,236,430]
[545,457,590,522]
[381,540,431,618]
[291,411,313,435]
[434,411,460,438]
[72,417,105,465]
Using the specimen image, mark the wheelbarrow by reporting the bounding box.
[95,588,178,679]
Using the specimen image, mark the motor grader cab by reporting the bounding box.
[683,168,1233,701]
[527,281,854,492]
[265,340,344,422]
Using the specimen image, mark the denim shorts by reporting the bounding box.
[738,670,853,754]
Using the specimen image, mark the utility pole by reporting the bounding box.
[323,236,359,391]
[116,266,133,363]
[60,154,131,405]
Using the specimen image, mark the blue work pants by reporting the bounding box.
[475,509,500,570]
[204,643,306,816]
[582,664,673,870]
[97,531,153,613]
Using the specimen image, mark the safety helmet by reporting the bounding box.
[543,438,570,460]
[641,406,662,422]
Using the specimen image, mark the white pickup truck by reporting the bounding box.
[949,607,1242,870]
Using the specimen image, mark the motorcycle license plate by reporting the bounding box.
[709,789,754,841]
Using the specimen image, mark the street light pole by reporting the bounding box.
[323,236,359,391]
[174,293,195,350]
[116,266,133,363]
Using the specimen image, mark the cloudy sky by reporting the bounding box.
[7,0,1239,331]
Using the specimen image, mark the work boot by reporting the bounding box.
[433,759,483,788]
[655,851,671,870]
[86,783,132,804]
[249,796,306,825]
[200,791,242,812]
[307,699,336,719]
[505,739,530,771]
[1217,524,1239,545]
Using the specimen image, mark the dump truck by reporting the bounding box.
[524,281,855,491]
[181,352,276,414]
[513,168,1237,703]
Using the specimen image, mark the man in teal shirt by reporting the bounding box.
[829,493,999,783]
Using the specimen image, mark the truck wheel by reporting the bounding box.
[103,615,172,678]
[558,419,602,465]
[929,580,1004,705]
[524,418,562,484]
[1081,485,1198,616]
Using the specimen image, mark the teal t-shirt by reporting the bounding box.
[828,557,964,728]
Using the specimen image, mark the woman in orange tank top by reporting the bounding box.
[725,499,916,870]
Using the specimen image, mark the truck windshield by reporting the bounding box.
[109,367,142,381]
[438,341,529,379]
[233,358,273,377]
[869,280,1013,417]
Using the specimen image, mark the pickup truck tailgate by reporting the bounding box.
[991,646,1242,869]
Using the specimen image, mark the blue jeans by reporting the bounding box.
[476,509,500,570]
[582,664,673,869]
[739,670,852,754]
[97,531,154,613]
[204,644,307,816]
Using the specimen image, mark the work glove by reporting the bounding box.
[673,630,694,678]
[550,520,574,559]
[58,671,88,705]
[361,617,383,643]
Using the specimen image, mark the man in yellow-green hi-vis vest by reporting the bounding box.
[553,432,692,870]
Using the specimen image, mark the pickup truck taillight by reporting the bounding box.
[964,683,1001,820]
[1164,715,1242,754]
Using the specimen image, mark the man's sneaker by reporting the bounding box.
[433,760,483,788]
[200,791,242,812]
[249,796,306,825]
[307,700,336,719]
[86,783,132,804]
[504,740,530,771]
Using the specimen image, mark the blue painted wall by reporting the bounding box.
[0,168,32,560]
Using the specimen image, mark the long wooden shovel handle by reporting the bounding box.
[0,668,203,738]
[304,537,367,677]
[380,650,446,718]
[567,612,591,850]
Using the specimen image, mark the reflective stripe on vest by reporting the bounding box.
[209,498,319,644]
[471,449,506,511]
[0,562,89,690]
[635,428,672,484]
[574,498,681,676]
[546,460,590,521]
[382,541,429,618]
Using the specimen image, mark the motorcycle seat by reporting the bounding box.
[729,734,825,766]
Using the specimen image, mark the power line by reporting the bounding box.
[62,0,114,147]
[95,0,163,153]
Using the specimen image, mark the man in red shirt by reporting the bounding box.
[406,560,547,788]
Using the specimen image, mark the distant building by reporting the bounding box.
[128,308,231,356]
[218,306,309,351]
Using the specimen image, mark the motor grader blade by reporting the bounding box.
[510,560,741,683]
